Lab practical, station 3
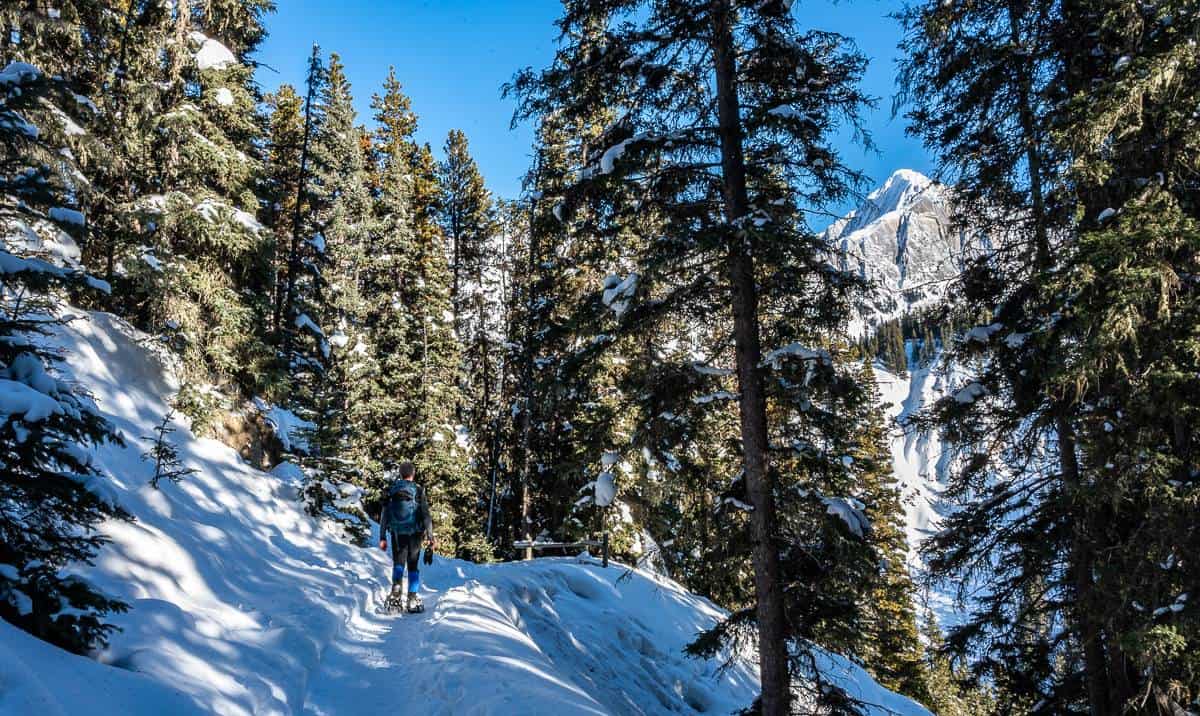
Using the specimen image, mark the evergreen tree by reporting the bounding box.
[900,0,1200,709]
[0,61,129,654]
[511,2,883,710]
[437,129,504,534]
[1046,1,1200,708]
[898,0,1085,708]
[370,70,488,560]
[262,82,307,400]
[919,605,996,715]
[87,0,272,410]
[437,128,496,383]
[850,363,930,703]
[295,52,375,544]
[142,408,198,488]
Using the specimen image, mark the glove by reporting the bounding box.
[423,546,434,565]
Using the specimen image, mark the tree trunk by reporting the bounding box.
[710,3,790,713]
[1006,0,1051,268]
[1058,416,1109,716]
[517,199,539,560]
[281,50,318,358]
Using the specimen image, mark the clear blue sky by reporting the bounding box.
[255,0,931,215]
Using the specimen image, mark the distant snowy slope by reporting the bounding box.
[826,169,970,335]
[873,360,963,561]
[0,310,931,716]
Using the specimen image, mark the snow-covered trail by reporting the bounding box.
[303,556,756,715]
[1,310,931,716]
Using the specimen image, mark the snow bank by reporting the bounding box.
[0,309,930,716]
[0,619,204,716]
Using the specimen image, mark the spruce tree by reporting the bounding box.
[143,408,198,488]
[1046,1,1200,708]
[437,129,504,537]
[900,0,1200,709]
[437,129,496,375]
[0,61,129,654]
[295,52,374,544]
[899,0,1086,708]
[370,71,488,560]
[511,2,882,710]
[849,362,930,703]
[85,0,272,410]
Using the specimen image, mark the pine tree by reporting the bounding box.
[294,52,375,545]
[511,2,880,710]
[369,70,488,560]
[0,61,129,653]
[899,0,1200,709]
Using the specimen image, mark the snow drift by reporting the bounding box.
[0,310,930,715]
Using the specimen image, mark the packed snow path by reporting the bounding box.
[0,310,930,716]
[303,557,758,715]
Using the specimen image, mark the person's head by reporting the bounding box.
[398,461,416,480]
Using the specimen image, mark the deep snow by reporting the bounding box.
[0,310,931,715]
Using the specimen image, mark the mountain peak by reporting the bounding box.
[825,168,965,335]
[872,168,932,206]
[843,169,936,230]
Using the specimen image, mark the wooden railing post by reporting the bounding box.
[602,533,609,569]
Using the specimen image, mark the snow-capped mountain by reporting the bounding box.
[825,170,966,618]
[825,169,969,335]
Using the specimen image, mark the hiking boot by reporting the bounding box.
[384,584,406,613]
[406,593,424,613]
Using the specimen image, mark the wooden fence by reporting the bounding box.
[513,533,609,568]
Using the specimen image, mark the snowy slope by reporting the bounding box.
[0,618,204,716]
[826,169,969,335]
[873,359,963,562]
[0,310,931,716]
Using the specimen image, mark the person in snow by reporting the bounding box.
[378,461,435,613]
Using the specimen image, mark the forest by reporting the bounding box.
[1,1,1197,715]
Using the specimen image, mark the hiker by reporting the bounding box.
[378,461,435,613]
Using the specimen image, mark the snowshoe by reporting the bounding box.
[380,585,407,615]
[406,593,424,614]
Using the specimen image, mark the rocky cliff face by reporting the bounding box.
[825,169,969,336]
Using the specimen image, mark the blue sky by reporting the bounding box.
[255,0,931,215]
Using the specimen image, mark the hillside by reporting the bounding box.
[0,309,930,716]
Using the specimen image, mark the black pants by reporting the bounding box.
[389,531,423,591]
